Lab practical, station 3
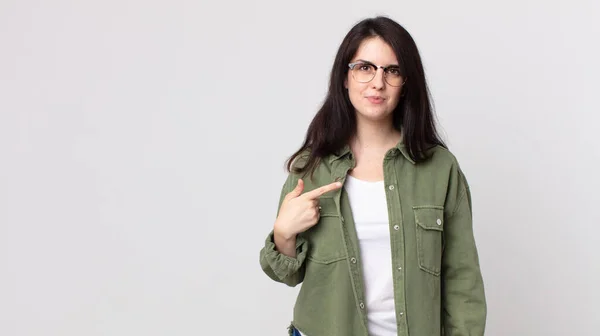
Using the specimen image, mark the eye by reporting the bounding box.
[387,68,401,76]
[358,64,372,72]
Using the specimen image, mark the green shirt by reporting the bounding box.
[259,142,486,336]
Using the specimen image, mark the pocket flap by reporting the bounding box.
[413,206,444,231]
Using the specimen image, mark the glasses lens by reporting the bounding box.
[384,68,403,87]
[352,63,375,83]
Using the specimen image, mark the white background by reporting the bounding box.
[1,0,598,335]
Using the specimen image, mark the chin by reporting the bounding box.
[357,106,393,120]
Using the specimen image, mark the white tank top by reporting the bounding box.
[344,174,398,336]
[300,175,398,336]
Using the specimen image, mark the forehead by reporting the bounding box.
[351,36,398,65]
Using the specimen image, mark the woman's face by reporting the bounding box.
[345,37,405,123]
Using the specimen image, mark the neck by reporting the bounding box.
[351,116,402,151]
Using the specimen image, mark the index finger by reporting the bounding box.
[302,181,343,199]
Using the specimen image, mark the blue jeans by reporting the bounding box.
[290,326,302,336]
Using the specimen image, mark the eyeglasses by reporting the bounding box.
[348,61,405,87]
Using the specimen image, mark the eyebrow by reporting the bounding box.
[355,59,400,68]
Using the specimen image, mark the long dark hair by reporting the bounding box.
[286,16,446,175]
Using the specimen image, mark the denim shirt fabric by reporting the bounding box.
[260,142,487,336]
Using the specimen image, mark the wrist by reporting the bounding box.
[274,221,295,241]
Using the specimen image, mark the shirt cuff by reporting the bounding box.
[263,231,308,280]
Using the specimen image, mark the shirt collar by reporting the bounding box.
[327,138,417,165]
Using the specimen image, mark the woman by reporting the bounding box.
[259,16,486,336]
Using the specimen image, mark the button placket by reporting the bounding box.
[383,166,407,330]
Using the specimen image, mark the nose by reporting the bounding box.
[371,68,386,89]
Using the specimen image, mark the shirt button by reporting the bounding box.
[393,225,399,230]
[359,302,365,309]
[350,257,357,264]
[398,266,402,270]
[388,185,395,190]
[436,218,442,225]
[399,312,404,316]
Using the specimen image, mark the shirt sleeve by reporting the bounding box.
[259,173,309,287]
[442,169,487,335]
[259,230,308,287]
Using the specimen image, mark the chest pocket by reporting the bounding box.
[302,197,347,264]
[413,205,445,276]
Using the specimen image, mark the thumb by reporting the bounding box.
[287,178,304,198]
